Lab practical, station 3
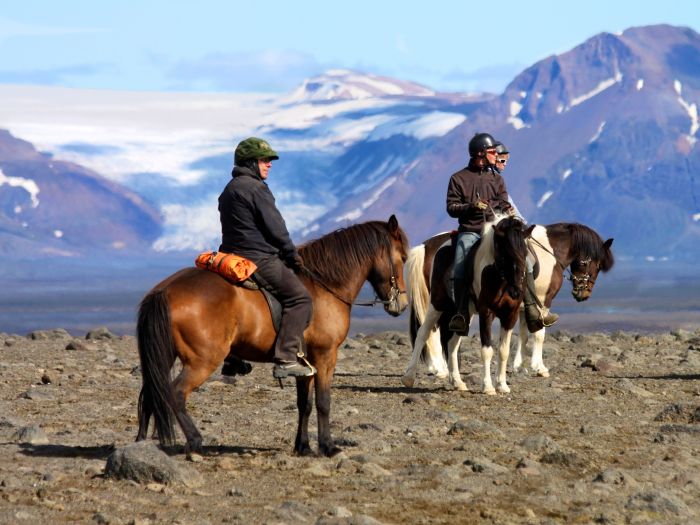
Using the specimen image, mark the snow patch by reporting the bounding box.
[368,111,466,141]
[556,104,564,114]
[53,230,63,238]
[0,167,40,207]
[561,168,572,181]
[536,191,553,208]
[569,70,622,109]
[675,78,698,139]
[536,92,543,99]
[507,100,529,130]
[334,176,397,224]
[692,213,700,222]
[519,91,527,98]
[636,79,644,91]
[590,121,606,143]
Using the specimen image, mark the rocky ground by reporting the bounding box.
[0,326,699,524]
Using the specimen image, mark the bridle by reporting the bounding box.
[300,238,406,309]
[570,257,596,294]
[527,237,596,292]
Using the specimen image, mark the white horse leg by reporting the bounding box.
[496,327,512,393]
[446,331,467,391]
[402,306,441,387]
[530,328,549,377]
[513,309,527,372]
[480,343,496,395]
[425,327,449,378]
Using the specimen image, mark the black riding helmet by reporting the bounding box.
[468,132,498,157]
[494,142,509,155]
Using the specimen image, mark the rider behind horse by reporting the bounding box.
[218,137,315,379]
[446,132,519,334]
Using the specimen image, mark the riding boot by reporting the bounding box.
[524,271,559,333]
[221,355,253,377]
[448,279,469,335]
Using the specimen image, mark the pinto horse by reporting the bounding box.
[403,222,613,387]
[136,215,409,457]
[402,216,532,394]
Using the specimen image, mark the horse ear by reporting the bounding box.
[604,238,613,249]
[524,224,536,238]
[388,214,400,237]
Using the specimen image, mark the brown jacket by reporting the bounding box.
[446,163,512,233]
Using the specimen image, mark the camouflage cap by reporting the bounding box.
[234,137,279,165]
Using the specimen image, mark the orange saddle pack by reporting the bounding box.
[195,251,257,282]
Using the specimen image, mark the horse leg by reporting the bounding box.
[294,376,315,456]
[530,328,549,377]
[479,311,496,395]
[314,352,342,457]
[445,330,467,391]
[425,328,449,378]
[171,360,219,454]
[496,325,513,393]
[512,309,527,372]
[402,305,441,387]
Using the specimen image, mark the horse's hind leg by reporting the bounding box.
[445,331,467,391]
[171,360,219,453]
[530,328,549,377]
[402,305,441,387]
[294,376,315,456]
[512,309,527,372]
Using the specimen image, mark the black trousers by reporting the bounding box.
[254,256,312,362]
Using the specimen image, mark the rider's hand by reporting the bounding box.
[506,207,516,217]
[290,254,304,271]
[474,200,488,210]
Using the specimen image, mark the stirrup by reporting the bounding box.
[448,313,469,335]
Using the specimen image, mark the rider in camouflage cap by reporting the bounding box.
[234,137,279,166]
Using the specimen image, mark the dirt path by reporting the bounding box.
[1,328,699,524]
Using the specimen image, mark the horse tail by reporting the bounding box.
[405,245,427,347]
[137,289,177,446]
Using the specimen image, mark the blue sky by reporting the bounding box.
[1,1,699,94]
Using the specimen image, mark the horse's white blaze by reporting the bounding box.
[405,244,449,377]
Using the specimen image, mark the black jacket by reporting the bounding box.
[446,163,512,233]
[218,166,298,264]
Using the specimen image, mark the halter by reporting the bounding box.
[528,237,595,292]
[300,236,406,309]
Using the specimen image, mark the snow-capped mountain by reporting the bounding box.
[0,71,488,255]
[1,25,699,263]
[308,24,700,261]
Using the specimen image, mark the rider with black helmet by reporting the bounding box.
[445,132,516,334]
[218,137,316,379]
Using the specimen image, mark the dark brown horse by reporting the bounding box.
[136,215,409,457]
[402,215,532,394]
[403,222,614,387]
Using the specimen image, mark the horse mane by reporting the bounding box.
[480,215,527,296]
[298,221,397,288]
[567,223,615,271]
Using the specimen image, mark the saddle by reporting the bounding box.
[195,251,282,332]
[240,273,282,333]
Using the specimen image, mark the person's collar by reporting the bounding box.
[232,165,263,180]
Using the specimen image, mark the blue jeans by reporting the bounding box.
[453,232,480,302]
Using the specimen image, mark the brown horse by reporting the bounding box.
[136,215,409,457]
[403,222,614,387]
[402,215,532,394]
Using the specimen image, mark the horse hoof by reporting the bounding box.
[483,387,497,396]
[294,445,315,457]
[497,385,511,394]
[323,446,343,458]
[401,375,415,388]
[435,372,449,379]
[537,369,550,378]
[185,437,203,455]
[452,382,468,391]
